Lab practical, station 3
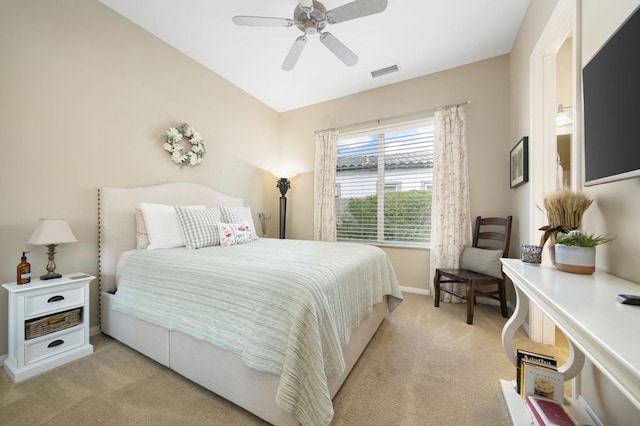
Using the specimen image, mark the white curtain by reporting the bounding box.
[313,130,340,241]
[430,105,472,302]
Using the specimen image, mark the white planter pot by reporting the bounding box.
[555,245,596,274]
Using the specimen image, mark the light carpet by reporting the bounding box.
[0,293,567,425]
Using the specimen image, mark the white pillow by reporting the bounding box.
[175,206,222,249]
[135,207,149,249]
[459,246,504,278]
[220,206,258,240]
[138,203,205,250]
[218,222,254,247]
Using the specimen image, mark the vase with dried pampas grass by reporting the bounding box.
[538,190,593,264]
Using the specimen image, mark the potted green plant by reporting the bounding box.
[554,230,614,274]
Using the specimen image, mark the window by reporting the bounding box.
[335,119,434,246]
[384,182,401,192]
[420,180,432,191]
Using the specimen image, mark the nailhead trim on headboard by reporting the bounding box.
[97,188,102,323]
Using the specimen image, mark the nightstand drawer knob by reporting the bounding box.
[47,339,64,348]
[47,295,65,303]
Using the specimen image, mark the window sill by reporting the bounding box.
[338,240,430,251]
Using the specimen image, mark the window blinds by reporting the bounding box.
[335,119,434,246]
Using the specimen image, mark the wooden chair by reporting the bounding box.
[433,216,513,324]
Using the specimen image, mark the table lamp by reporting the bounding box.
[28,219,78,280]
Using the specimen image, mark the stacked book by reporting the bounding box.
[525,395,578,426]
[516,349,577,426]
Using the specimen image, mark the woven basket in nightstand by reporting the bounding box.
[24,308,82,340]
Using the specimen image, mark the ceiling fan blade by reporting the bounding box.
[326,0,388,24]
[319,32,358,66]
[232,16,294,27]
[282,36,308,71]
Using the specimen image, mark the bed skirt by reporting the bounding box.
[100,291,388,425]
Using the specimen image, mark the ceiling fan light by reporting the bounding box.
[371,65,399,78]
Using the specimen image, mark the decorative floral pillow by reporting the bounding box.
[220,206,259,240]
[217,222,254,247]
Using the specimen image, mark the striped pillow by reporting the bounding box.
[220,206,258,240]
[175,206,222,249]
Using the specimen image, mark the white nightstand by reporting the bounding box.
[2,273,94,382]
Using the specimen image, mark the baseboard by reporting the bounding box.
[401,286,523,324]
[0,353,6,363]
[399,286,430,296]
[400,283,518,303]
[578,395,603,426]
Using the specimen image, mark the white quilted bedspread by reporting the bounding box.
[112,238,402,425]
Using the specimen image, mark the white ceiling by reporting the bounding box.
[99,0,530,112]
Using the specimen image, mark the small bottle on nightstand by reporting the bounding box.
[16,251,31,285]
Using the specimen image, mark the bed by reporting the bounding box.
[98,182,402,425]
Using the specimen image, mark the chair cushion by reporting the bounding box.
[460,246,503,278]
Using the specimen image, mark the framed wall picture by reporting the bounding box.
[510,137,529,188]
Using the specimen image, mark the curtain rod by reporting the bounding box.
[313,100,471,134]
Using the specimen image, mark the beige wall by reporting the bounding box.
[0,0,280,356]
[278,55,512,290]
[556,38,572,183]
[555,38,573,109]
[508,0,560,255]
[510,0,640,423]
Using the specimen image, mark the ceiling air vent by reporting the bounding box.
[371,65,399,78]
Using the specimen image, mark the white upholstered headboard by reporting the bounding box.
[98,182,243,294]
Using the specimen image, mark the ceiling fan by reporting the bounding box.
[232,0,388,71]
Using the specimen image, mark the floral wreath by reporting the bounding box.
[161,123,205,167]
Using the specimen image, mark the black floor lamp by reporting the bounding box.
[276,178,291,239]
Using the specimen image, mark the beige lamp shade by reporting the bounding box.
[28,219,78,245]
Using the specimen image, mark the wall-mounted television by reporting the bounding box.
[582,6,640,186]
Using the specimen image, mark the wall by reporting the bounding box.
[555,38,573,109]
[508,0,560,254]
[556,38,572,186]
[510,0,640,423]
[0,0,280,356]
[277,55,512,291]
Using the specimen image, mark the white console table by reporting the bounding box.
[499,258,640,425]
